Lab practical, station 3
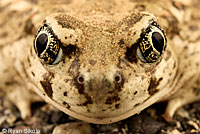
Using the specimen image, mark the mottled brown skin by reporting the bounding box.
[0,0,200,126]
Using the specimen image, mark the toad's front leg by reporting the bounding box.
[0,42,41,119]
[164,76,200,122]
[0,67,42,119]
[4,80,42,119]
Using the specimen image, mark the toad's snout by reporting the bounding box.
[74,71,125,96]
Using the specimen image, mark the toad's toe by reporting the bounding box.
[52,122,92,134]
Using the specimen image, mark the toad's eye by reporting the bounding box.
[34,24,63,65]
[137,22,166,63]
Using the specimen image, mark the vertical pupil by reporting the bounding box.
[152,32,164,54]
[36,33,48,55]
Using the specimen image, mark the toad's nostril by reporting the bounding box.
[77,75,84,84]
[114,73,122,83]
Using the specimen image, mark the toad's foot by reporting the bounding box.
[52,122,92,134]
[6,85,42,119]
[163,86,200,122]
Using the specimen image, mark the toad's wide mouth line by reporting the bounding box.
[34,76,177,124]
[31,62,179,124]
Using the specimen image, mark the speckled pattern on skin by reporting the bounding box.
[0,0,200,127]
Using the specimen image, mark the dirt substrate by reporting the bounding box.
[0,91,200,134]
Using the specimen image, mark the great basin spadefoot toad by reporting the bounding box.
[0,0,200,125]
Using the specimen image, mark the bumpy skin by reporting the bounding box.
[0,0,200,124]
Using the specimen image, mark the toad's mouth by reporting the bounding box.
[33,69,178,124]
[31,61,178,124]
